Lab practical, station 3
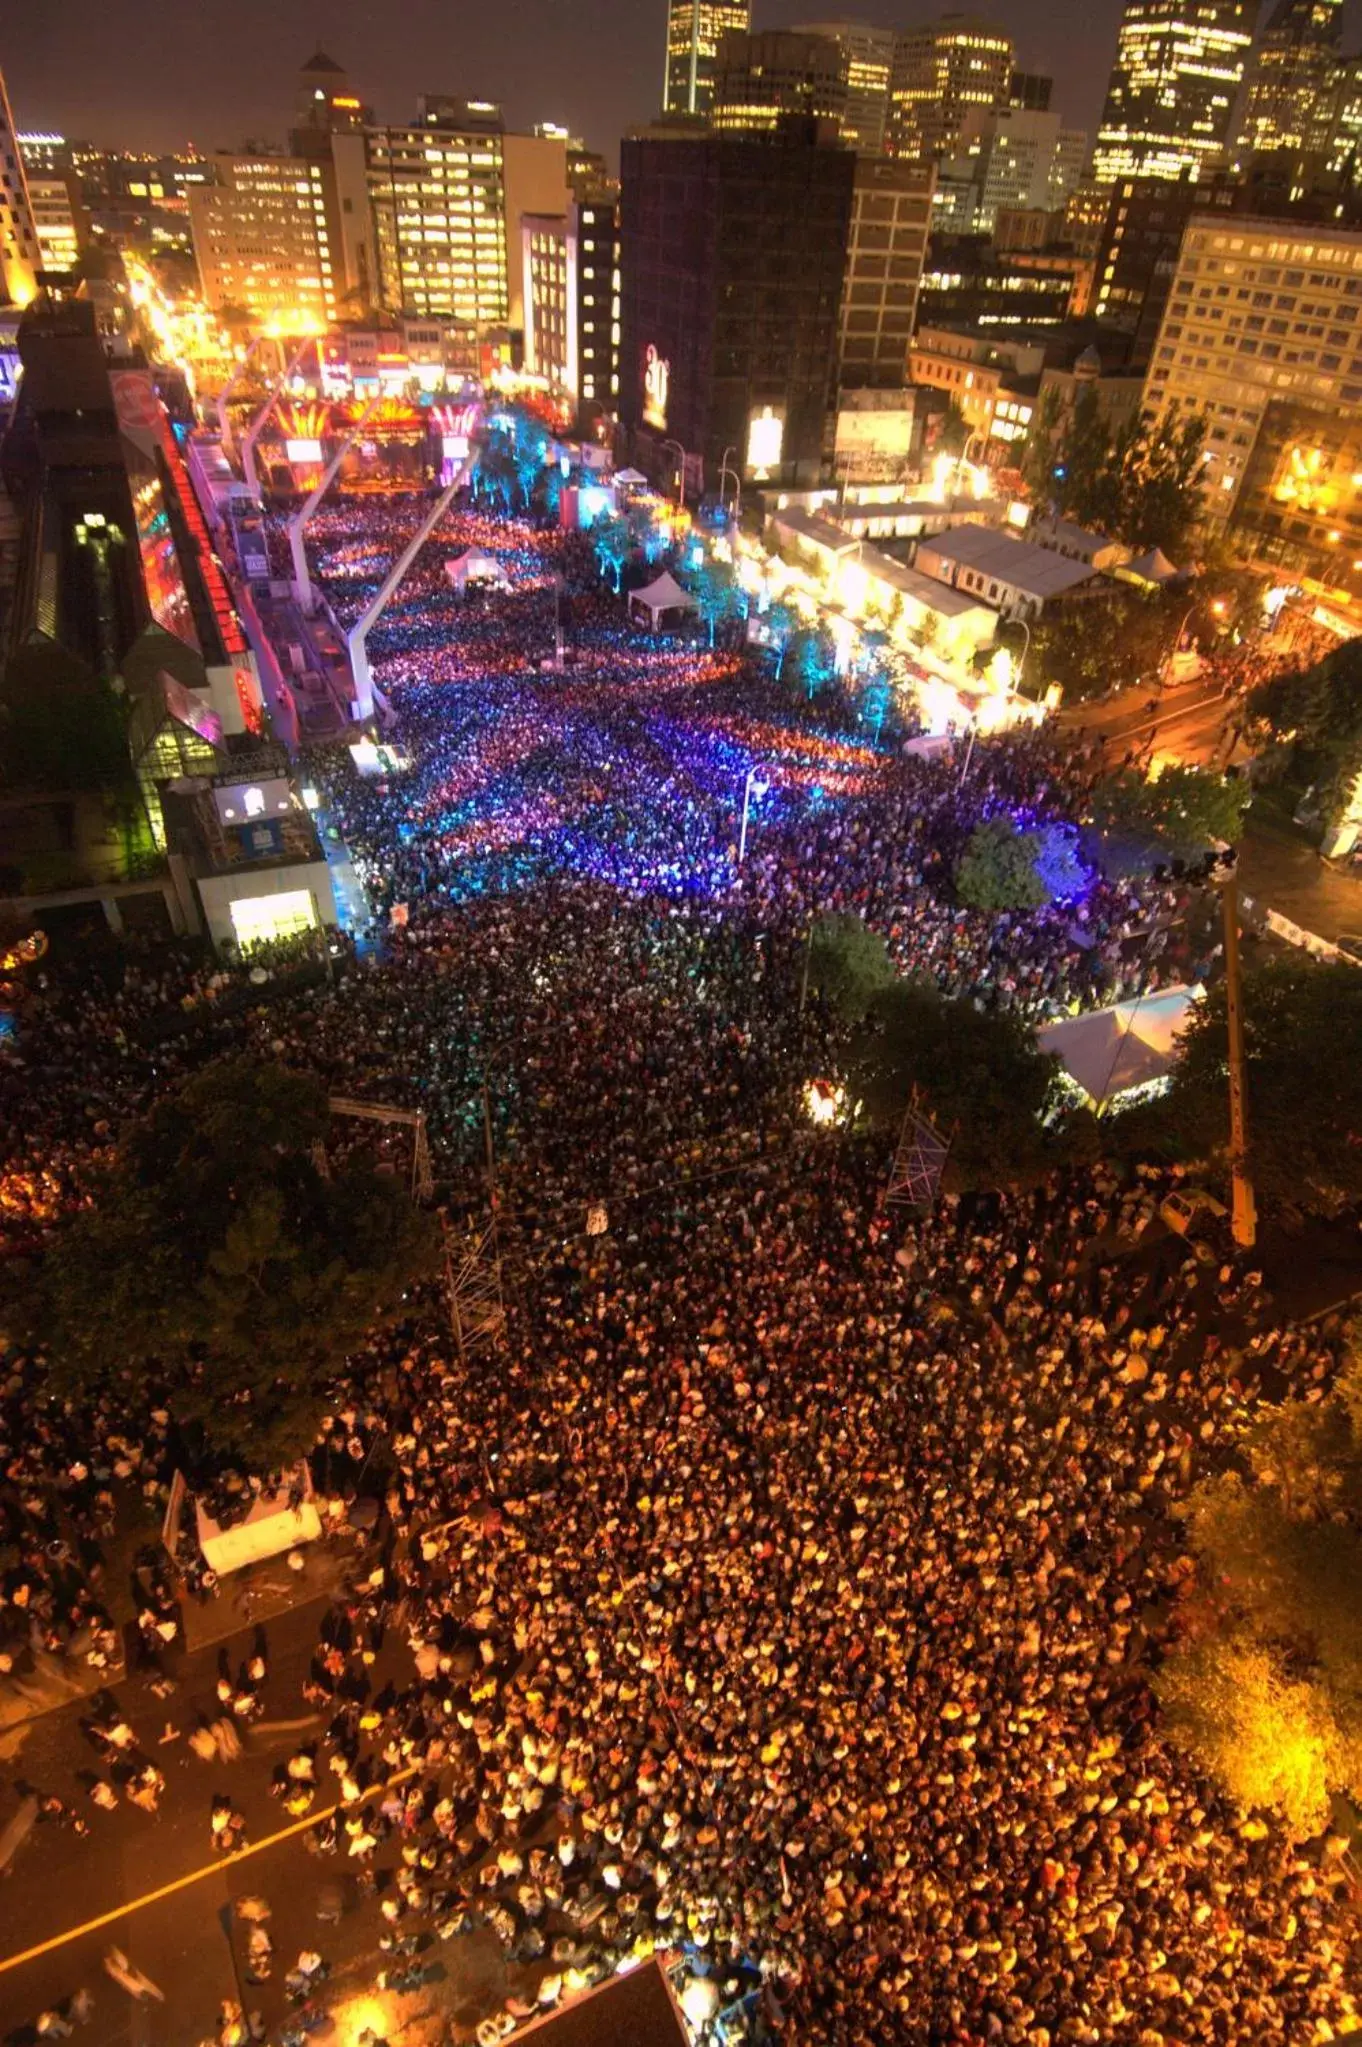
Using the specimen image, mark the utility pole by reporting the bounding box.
[1219,866,1257,1249]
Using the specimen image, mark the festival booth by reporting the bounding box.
[629,571,697,631]
[1116,547,1183,591]
[191,1469,322,1575]
[1037,984,1201,1114]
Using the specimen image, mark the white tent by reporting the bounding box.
[629,570,697,627]
[1118,546,1182,588]
[444,547,506,594]
[1036,984,1201,1112]
[614,466,648,486]
[195,1468,321,1574]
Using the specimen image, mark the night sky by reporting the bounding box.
[7,0,1181,164]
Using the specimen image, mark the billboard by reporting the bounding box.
[642,344,670,432]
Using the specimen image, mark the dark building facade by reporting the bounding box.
[619,127,855,489]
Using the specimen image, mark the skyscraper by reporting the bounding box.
[793,22,897,153]
[711,31,850,137]
[888,17,1015,162]
[1232,0,1342,158]
[1093,0,1254,183]
[663,0,752,119]
[0,66,39,307]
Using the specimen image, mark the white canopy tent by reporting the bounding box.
[629,570,697,628]
[1036,984,1201,1112]
[614,466,648,487]
[444,547,507,594]
[1118,547,1182,589]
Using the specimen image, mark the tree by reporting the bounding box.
[763,598,799,681]
[935,399,970,459]
[1248,638,1362,827]
[1163,960,1362,1214]
[955,815,1086,912]
[689,553,743,648]
[850,980,1063,1188]
[1124,405,1208,558]
[1032,588,1176,703]
[6,1059,437,1470]
[1156,1334,1362,1837]
[593,513,631,595]
[1018,384,1063,511]
[807,913,896,1021]
[1090,763,1251,850]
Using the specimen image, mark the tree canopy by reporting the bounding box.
[1021,386,1208,559]
[807,913,896,1021]
[955,814,1087,912]
[7,1058,438,1469]
[1157,1331,1362,1838]
[850,979,1063,1188]
[1090,764,1251,851]
[1248,638,1362,827]
[1163,959,1362,1215]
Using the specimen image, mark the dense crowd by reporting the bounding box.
[2,497,1353,2047]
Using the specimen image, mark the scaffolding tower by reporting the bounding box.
[884,1102,951,1211]
[327,1096,434,1202]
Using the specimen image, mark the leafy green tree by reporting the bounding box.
[1164,960,1362,1214]
[935,398,970,459]
[688,553,743,648]
[1090,763,1250,849]
[1156,1334,1362,1837]
[7,1059,437,1469]
[763,598,799,681]
[807,913,896,1021]
[1248,638,1362,826]
[593,513,631,594]
[850,980,1062,1188]
[1124,406,1208,558]
[954,815,1086,911]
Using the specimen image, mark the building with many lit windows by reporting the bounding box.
[888,18,1014,163]
[793,21,896,152]
[711,31,850,136]
[839,157,934,390]
[189,154,339,330]
[361,113,509,328]
[575,186,621,415]
[0,67,39,307]
[521,213,575,392]
[1144,213,1362,520]
[663,0,752,118]
[1232,0,1342,158]
[1093,0,1253,184]
[933,109,1087,235]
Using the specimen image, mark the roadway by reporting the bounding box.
[0,1595,505,2045]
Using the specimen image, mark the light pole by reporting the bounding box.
[1218,863,1257,1248]
[719,444,742,518]
[1009,615,1032,693]
[953,429,986,500]
[662,437,688,509]
[738,765,769,865]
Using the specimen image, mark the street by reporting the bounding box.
[0,1593,505,2047]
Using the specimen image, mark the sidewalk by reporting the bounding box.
[178,1534,358,1658]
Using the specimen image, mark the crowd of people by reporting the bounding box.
[1,494,1354,2047]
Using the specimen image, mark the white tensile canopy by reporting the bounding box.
[444,547,505,592]
[629,570,697,626]
[614,466,649,485]
[1120,546,1182,588]
[1036,984,1201,1111]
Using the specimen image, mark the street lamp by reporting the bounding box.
[719,444,742,518]
[738,765,770,865]
[662,437,688,509]
[1160,601,1198,689]
[953,429,987,500]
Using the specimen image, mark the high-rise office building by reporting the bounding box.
[888,18,1014,162]
[1009,69,1054,111]
[620,125,855,486]
[188,153,341,331]
[1232,0,1342,157]
[1144,210,1362,516]
[1091,173,1201,364]
[362,112,510,328]
[934,108,1087,234]
[711,30,850,136]
[0,67,39,307]
[575,183,621,413]
[1092,0,1254,184]
[838,157,934,389]
[663,0,752,119]
[793,22,896,153]
[26,175,84,273]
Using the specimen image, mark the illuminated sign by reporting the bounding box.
[442,434,470,460]
[746,406,784,479]
[285,438,324,464]
[642,344,670,432]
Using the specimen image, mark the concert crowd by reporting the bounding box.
[1,496,1353,2047]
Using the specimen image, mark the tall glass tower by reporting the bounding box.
[1093,0,1254,183]
[663,0,752,118]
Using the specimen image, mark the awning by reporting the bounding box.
[629,571,697,622]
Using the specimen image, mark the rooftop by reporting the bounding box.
[920,522,1096,599]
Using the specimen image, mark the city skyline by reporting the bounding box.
[5,0,1226,164]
